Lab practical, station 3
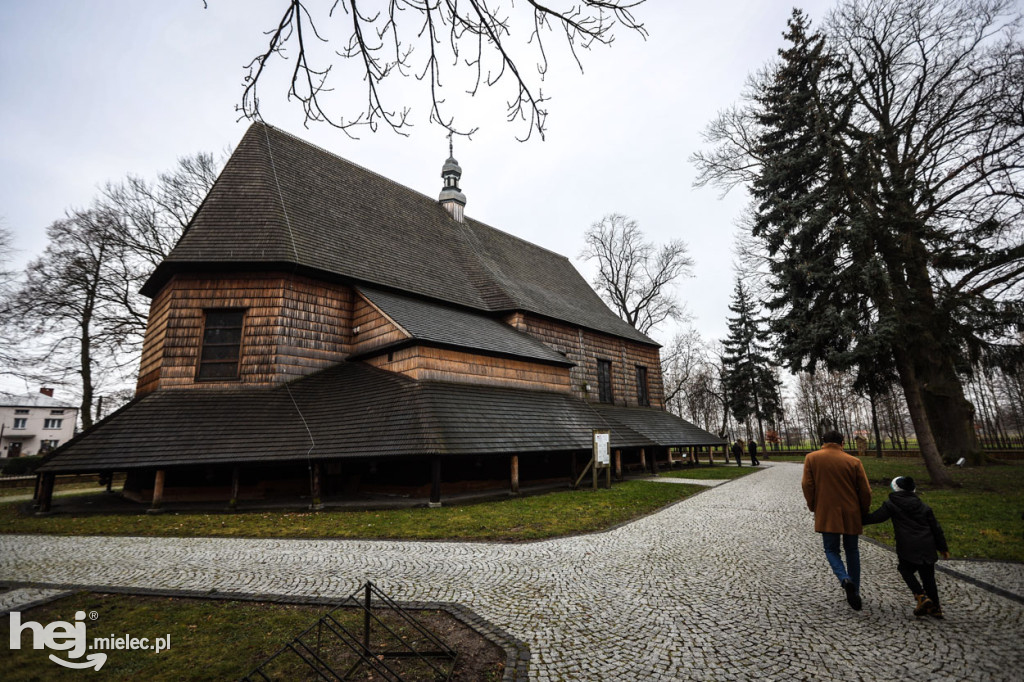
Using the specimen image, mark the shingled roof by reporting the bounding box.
[356,286,572,366]
[38,363,721,473]
[142,123,655,346]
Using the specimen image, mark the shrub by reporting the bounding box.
[1,455,44,476]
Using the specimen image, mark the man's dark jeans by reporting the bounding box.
[822,532,860,589]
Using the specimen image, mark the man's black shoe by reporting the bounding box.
[842,579,862,610]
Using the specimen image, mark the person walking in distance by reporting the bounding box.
[731,439,744,467]
[863,476,950,618]
[748,439,760,466]
[802,430,872,610]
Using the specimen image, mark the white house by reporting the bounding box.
[0,389,78,459]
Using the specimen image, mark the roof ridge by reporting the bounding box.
[260,122,571,262]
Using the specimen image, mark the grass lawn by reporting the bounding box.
[1,592,502,681]
[0,480,704,543]
[658,465,757,480]
[858,458,1024,562]
[764,454,807,462]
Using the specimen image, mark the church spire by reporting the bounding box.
[438,133,467,222]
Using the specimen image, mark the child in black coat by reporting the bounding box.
[863,476,950,618]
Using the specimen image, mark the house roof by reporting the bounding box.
[591,404,726,448]
[38,363,723,473]
[0,393,77,410]
[142,122,656,347]
[356,286,573,366]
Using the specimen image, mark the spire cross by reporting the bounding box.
[448,131,453,158]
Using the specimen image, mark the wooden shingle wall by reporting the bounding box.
[136,285,174,395]
[136,272,351,394]
[350,294,410,355]
[505,313,665,407]
[276,276,353,378]
[364,346,571,392]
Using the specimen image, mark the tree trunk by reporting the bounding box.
[870,391,883,459]
[79,318,94,430]
[918,355,982,465]
[894,349,955,487]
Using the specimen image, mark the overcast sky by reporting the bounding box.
[0,1,832,365]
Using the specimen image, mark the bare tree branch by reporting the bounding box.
[237,0,647,140]
[580,213,692,335]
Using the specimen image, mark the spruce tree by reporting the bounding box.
[697,2,1024,480]
[747,8,959,483]
[722,278,781,447]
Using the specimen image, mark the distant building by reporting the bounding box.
[1,389,77,459]
[36,123,724,509]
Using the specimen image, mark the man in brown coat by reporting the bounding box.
[802,430,872,610]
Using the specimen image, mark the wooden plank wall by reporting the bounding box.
[364,346,571,392]
[505,313,665,407]
[136,272,352,393]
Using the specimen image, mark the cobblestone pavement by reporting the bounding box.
[941,560,1024,600]
[642,476,730,487]
[0,587,72,614]
[2,462,1022,680]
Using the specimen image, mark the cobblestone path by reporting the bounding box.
[2,463,1022,680]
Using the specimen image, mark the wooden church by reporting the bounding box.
[35,123,724,510]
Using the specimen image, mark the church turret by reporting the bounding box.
[438,137,466,222]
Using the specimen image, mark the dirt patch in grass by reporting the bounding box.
[1,592,505,681]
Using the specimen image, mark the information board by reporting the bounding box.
[594,430,610,466]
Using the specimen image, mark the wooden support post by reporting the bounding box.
[229,465,240,509]
[651,447,660,475]
[614,449,622,480]
[32,473,42,503]
[510,454,520,495]
[639,448,647,472]
[148,469,166,513]
[708,447,713,466]
[35,473,55,513]
[429,456,442,508]
[310,462,323,510]
[573,457,594,490]
[666,448,674,467]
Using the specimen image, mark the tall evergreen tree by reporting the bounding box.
[695,2,1024,482]
[721,278,781,446]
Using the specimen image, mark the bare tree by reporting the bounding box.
[97,152,224,350]
[661,326,706,405]
[664,333,731,438]
[0,223,24,379]
[237,0,648,141]
[581,213,692,335]
[10,153,223,427]
[14,212,124,428]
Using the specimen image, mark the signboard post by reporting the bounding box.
[593,429,611,491]
[572,429,612,491]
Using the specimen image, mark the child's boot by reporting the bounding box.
[913,593,933,617]
[927,600,944,619]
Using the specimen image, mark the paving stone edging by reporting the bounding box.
[861,537,1024,604]
[0,580,530,682]
[0,585,74,615]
